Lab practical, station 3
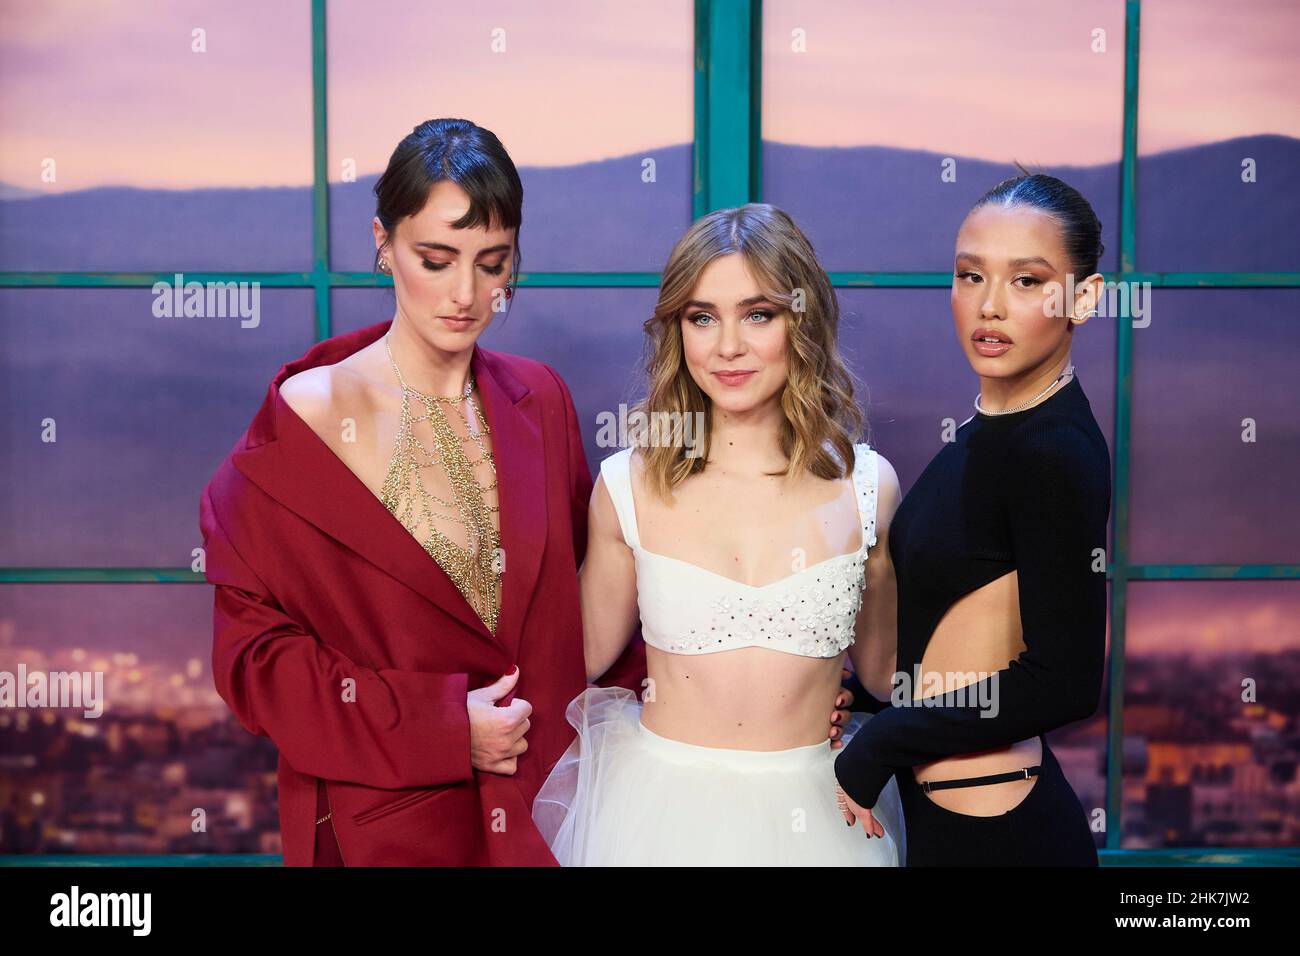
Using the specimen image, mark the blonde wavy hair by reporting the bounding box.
[635,203,864,500]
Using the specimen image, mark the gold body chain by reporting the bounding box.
[381,335,501,633]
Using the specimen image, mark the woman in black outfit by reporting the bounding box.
[834,173,1112,866]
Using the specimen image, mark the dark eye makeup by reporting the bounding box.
[421,259,506,275]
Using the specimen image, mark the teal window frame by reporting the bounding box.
[2,0,1297,866]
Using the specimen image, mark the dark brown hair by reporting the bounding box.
[373,118,524,288]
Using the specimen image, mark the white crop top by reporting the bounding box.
[599,443,880,659]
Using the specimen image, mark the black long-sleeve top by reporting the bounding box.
[835,374,1111,809]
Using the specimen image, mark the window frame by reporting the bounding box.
[2,0,1296,866]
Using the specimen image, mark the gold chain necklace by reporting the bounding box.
[381,334,501,633]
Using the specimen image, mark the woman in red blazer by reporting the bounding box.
[200,119,646,866]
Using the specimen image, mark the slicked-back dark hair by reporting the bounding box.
[373,118,523,287]
[971,168,1104,278]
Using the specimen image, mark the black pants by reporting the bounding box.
[898,735,1098,866]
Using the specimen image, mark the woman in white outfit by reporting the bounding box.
[532,203,906,866]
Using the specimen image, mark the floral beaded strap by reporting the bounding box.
[852,443,879,552]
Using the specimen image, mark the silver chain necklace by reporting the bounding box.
[975,361,1075,417]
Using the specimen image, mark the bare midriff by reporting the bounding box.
[910,569,1043,816]
[639,644,845,751]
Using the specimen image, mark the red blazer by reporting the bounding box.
[200,320,645,866]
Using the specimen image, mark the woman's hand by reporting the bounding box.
[828,668,855,749]
[837,784,885,837]
[467,666,532,774]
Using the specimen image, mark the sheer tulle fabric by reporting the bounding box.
[532,686,906,866]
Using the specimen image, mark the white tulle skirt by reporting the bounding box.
[531,686,906,866]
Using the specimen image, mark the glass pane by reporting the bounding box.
[762,0,1124,272]
[0,584,279,856]
[1136,0,1300,272]
[0,289,315,566]
[331,287,393,339]
[1130,290,1298,564]
[1123,581,1300,849]
[326,0,694,273]
[331,287,658,478]
[836,289,1116,534]
[0,1,313,272]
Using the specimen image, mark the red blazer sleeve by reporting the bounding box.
[201,485,474,790]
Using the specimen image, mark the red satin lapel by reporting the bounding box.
[470,347,547,669]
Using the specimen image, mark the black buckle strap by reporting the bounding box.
[920,765,1041,793]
